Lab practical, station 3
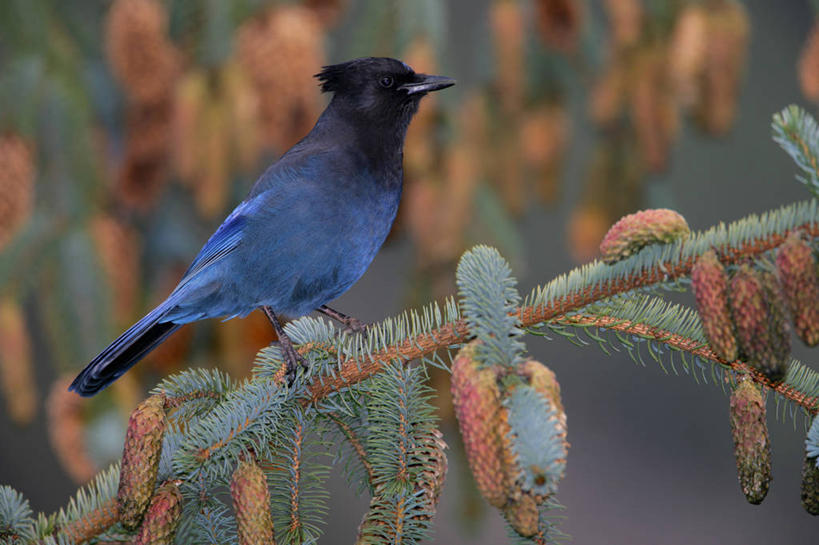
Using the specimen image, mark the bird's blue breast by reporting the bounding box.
[164,146,402,322]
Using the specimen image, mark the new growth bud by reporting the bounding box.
[599,208,689,264]
[118,395,167,529]
[729,378,771,504]
[134,480,183,545]
[691,251,738,361]
[231,457,275,545]
[776,233,819,346]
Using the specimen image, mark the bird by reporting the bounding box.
[70,57,455,396]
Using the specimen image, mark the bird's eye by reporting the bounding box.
[379,76,394,88]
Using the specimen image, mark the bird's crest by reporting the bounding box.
[315,57,413,94]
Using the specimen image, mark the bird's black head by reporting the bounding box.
[316,57,454,131]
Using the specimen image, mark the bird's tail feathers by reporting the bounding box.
[69,302,181,397]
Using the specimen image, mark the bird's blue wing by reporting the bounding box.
[178,201,250,284]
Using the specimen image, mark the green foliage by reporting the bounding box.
[457,244,525,368]
[268,408,331,545]
[0,486,35,543]
[773,105,819,199]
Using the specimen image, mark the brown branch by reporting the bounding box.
[327,413,375,485]
[559,314,819,413]
[59,497,119,544]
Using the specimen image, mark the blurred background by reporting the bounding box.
[0,0,818,543]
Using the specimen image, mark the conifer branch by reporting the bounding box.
[558,314,819,412]
[301,216,819,413]
[58,497,119,544]
[326,413,375,486]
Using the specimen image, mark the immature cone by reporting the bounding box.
[0,134,34,251]
[599,208,690,264]
[729,378,771,504]
[450,342,508,507]
[134,480,182,545]
[729,265,790,383]
[0,297,37,425]
[231,457,275,545]
[668,4,708,107]
[801,452,819,515]
[691,250,738,361]
[759,271,792,375]
[776,233,819,346]
[118,395,167,529]
[105,0,177,105]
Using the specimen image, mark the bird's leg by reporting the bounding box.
[318,305,369,334]
[262,306,307,382]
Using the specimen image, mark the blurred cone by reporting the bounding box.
[0,133,35,251]
[696,0,749,134]
[106,0,178,105]
[47,376,98,483]
[491,0,525,115]
[89,214,141,326]
[304,0,348,28]
[799,21,819,102]
[668,3,708,107]
[0,297,37,425]
[589,58,628,126]
[521,103,569,204]
[629,44,679,172]
[534,0,584,53]
[237,5,325,152]
[603,0,642,50]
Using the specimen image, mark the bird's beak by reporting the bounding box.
[399,74,456,95]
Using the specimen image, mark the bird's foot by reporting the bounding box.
[318,305,370,336]
[279,338,308,386]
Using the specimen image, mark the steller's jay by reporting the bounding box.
[70,57,454,396]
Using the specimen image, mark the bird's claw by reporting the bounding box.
[342,317,369,336]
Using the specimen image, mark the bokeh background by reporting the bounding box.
[1,0,818,543]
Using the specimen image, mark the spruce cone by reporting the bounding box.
[118,395,167,530]
[0,297,37,425]
[0,134,34,251]
[603,0,642,50]
[729,265,790,382]
[759,271,791,378]
[231,457,275,545]
[729,378,771,504]
[134,481,182,545]
[450,342,508,508]
[691,250,738,361]
[668,4,708,107]
[106,0,177,105]
[599,208,690,264]
[801,452,819,516]
[503,494,539,538]
[776,233,819,346]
